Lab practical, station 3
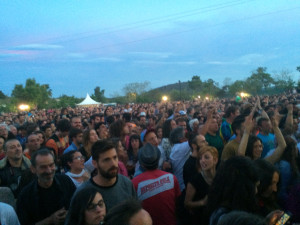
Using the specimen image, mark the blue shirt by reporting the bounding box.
[257,133,275,158]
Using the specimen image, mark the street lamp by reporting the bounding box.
[162,96,168,101]
[19,104,30,111]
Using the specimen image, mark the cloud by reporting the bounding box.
[134,60,196,65]
[13,44,63,51]
[67,53,86,58]
[129,51,173,59]
[207,53,277,65]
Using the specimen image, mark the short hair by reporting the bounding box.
[123,113,131,123]
[224,106,238,118]
[31,148,54,168]
[69,128,83,140]
[231,115,246,135]
[4,138,20,151]
[175,117,186,124]
[257,117,269,127]
[197,146,218,169]
[170,126,184,144]
[143,129,156,142]
[62,150,78,171]
[26,123,38,135]
[57,119,71,132]
[104,199,142,225]
[91,140,116,161]
[95,122,106,130]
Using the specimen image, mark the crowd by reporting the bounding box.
[0,92,300,225]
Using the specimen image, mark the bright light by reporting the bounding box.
[19,104,30,111]
[162,96,168,101]
[240,92,250,97]
[205,97,209,100]
[198,95,201,99]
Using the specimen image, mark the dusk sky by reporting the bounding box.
[1,0,300,98]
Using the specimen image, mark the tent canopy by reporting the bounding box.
[77,93,101,106]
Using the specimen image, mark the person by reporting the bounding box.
[75,140,136,212]
[0,139,31,197]
[64,128,83,154]
[23,133,41,160]
[219,106,240,144]
[185,146,218,225]
[95,122,109,140]
[183,134,208,187]
[170,126,191,191]
[104,199,152,225]
[110,137,129,177]
[132,143,181,225]
[62,150,90,188]
[0,135,5,160]
[34,130,46,147]
[217,211,266,225]
[254,159,281,217]
[257,118,276,158]
[89,114,102,130]
[206,156,260,225]
[45,119,71,157]
[17,149,76,225]
[127,134,142,177]
[78,129,99,161]
[66,187,106,225]
[0,202,21,225]
[70,116,82,130]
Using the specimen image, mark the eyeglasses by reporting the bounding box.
[86,200,105,211]
[73,156,85,161]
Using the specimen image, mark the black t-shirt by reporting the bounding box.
[183,156,197,187]
[38,181,64,219]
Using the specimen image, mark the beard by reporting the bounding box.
[98,165,119,179]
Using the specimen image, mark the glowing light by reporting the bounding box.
[198,95,201,99]
[19,104,30,111]
[205,97,209,100]
[162,96,168,101]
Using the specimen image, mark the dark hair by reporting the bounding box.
[109,120,125,138]
[217,211,266,225]
[206,156,259,217]
[128,134,142,161]
[231,115,246,135]
[69,128,83,140]
[95,122,106,131]
[281,136,299,178]
[66,187,105,225]
[62,150,78,171]
[170,126,184,144]
[104,199,142,225]
[31,148,54,168]
[90,113,101,122]
[106,115,115,125]
[123,113,131,123]
[162,119,174,138]
[57,119,71,132]
[245,135,263,159]
[257,117,269,127]
[26,122,39,135]
[254,159,279,197]
[91,140,116,161]
[224,106,238,118]
[188,133,198,149]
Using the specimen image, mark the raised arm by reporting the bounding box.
[265,114,287,164]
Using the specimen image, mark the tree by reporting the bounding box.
[297,66,300,73]
[228,80,245,95]
[91,86,105,103]
[123,81,150,102]
[0,91,6,99]
[273,69,295,92]
[244,67,274,94]
[11,78,52,109]
[202,79,219,96]
[188,75,202,91]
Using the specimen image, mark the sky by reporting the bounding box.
[1,0,300,98]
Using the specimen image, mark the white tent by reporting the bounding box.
[77,93,101,107]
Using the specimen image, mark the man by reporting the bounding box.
[64,128,83,154]
[46,119,71,157]
[24,133,41,159]
[17,149,76,225]
[132,143,181,225]
[183,134,208,186]
[176,117,187,133]
[170,127,191,191]
[95,122,108,140]
[89,113,102,129]
[139,112,147,127]
[257,117,275,158]
[219,106,240,143]
[0,139,31,197]
[202,118,224,158]
[0,124,8,140]
[70,116,82,130]
[76,140,136,211]
[221,115,246,161]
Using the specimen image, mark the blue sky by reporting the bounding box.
[1,0,300,98]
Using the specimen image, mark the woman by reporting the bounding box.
[254,159,281,217]
[127,134,142,177]
[206,156,260,225]
[34,130,46,147]
[79,129,99,161]
[185,146,218,225]
[109,119,129,146]
[63,150,90,188]
[110,138,128,177]
[155,126,163,145]
[66,187,106,225]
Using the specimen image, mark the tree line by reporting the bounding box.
[0,66,299,112]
